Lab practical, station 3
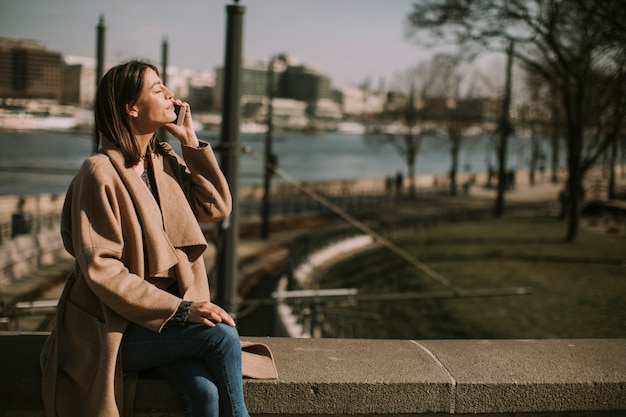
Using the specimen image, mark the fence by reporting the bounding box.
[278,197,560,339]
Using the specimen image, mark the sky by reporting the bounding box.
[0,0,436,89]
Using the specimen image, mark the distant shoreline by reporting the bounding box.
[2,165,617,222]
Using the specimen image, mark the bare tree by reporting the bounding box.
[386,55,487,197]
[405,0,626,241]
[384,64,437,196]
[425,53,470,196]
[518,68,559,186]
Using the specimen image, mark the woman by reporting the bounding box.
[40,60,276,417]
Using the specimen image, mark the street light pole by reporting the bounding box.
[261,56,276,239]
[161,37,168,87]
[216,1,245,314]
[159,37,169,142]
[94,15,106,152]
[494,40,514,218]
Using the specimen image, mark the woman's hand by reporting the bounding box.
[164,100,200,148]
[187,301,236,327]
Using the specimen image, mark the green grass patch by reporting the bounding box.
[319,217,626,339]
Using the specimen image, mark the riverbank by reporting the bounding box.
[0,168,566,223]
[240,167,572,202]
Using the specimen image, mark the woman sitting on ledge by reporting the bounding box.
[40,60,276,417]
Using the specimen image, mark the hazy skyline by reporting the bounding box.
[0,0,435,89]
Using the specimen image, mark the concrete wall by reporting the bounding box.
[1,333,624,416]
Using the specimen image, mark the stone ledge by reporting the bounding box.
[0,333,625,416]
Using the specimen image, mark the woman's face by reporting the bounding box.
[128,68,176,133]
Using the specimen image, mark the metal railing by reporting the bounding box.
[279,197,560,338]
[0,212,61,244]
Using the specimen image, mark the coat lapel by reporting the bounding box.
[101,139,206,278]
[151,150,208,261]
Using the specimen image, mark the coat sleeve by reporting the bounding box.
[63,158,182,332]
[176,140,232,223]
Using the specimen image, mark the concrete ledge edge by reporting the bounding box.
[0,333,625,415]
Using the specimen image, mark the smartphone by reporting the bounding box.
[172,104,186,126]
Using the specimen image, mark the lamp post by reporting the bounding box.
[159,37,169,142]
[261,56,277,239]
[161,37,168,87]
[494,41,514,218]
[216,1,245,314]
[94,15,106,152]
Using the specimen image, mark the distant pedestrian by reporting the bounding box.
[559,187,569,219]
[487,163,494,188]
[395,171,404,194]
[463,180,470,195]
[10,196,32,237]
[385,176,393,194]
[40,60,276,417]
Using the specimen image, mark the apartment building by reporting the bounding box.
[0,38,63,102]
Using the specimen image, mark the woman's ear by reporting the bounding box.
[125,104,139,118]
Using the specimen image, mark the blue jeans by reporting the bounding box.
[122,322,250,417]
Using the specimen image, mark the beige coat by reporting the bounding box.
[40,138,277,417]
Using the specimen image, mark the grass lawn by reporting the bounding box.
[318,217,626,339]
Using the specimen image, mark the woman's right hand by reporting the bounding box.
[187,301,236,327]
[164,100,200,148]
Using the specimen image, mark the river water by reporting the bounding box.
[0,129,542,196]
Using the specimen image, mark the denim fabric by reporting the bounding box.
[122,322,250,417]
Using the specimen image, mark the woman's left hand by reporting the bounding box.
[164,100,200,148]
[187,301,236,328]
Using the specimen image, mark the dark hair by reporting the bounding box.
[94,60,166,166]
